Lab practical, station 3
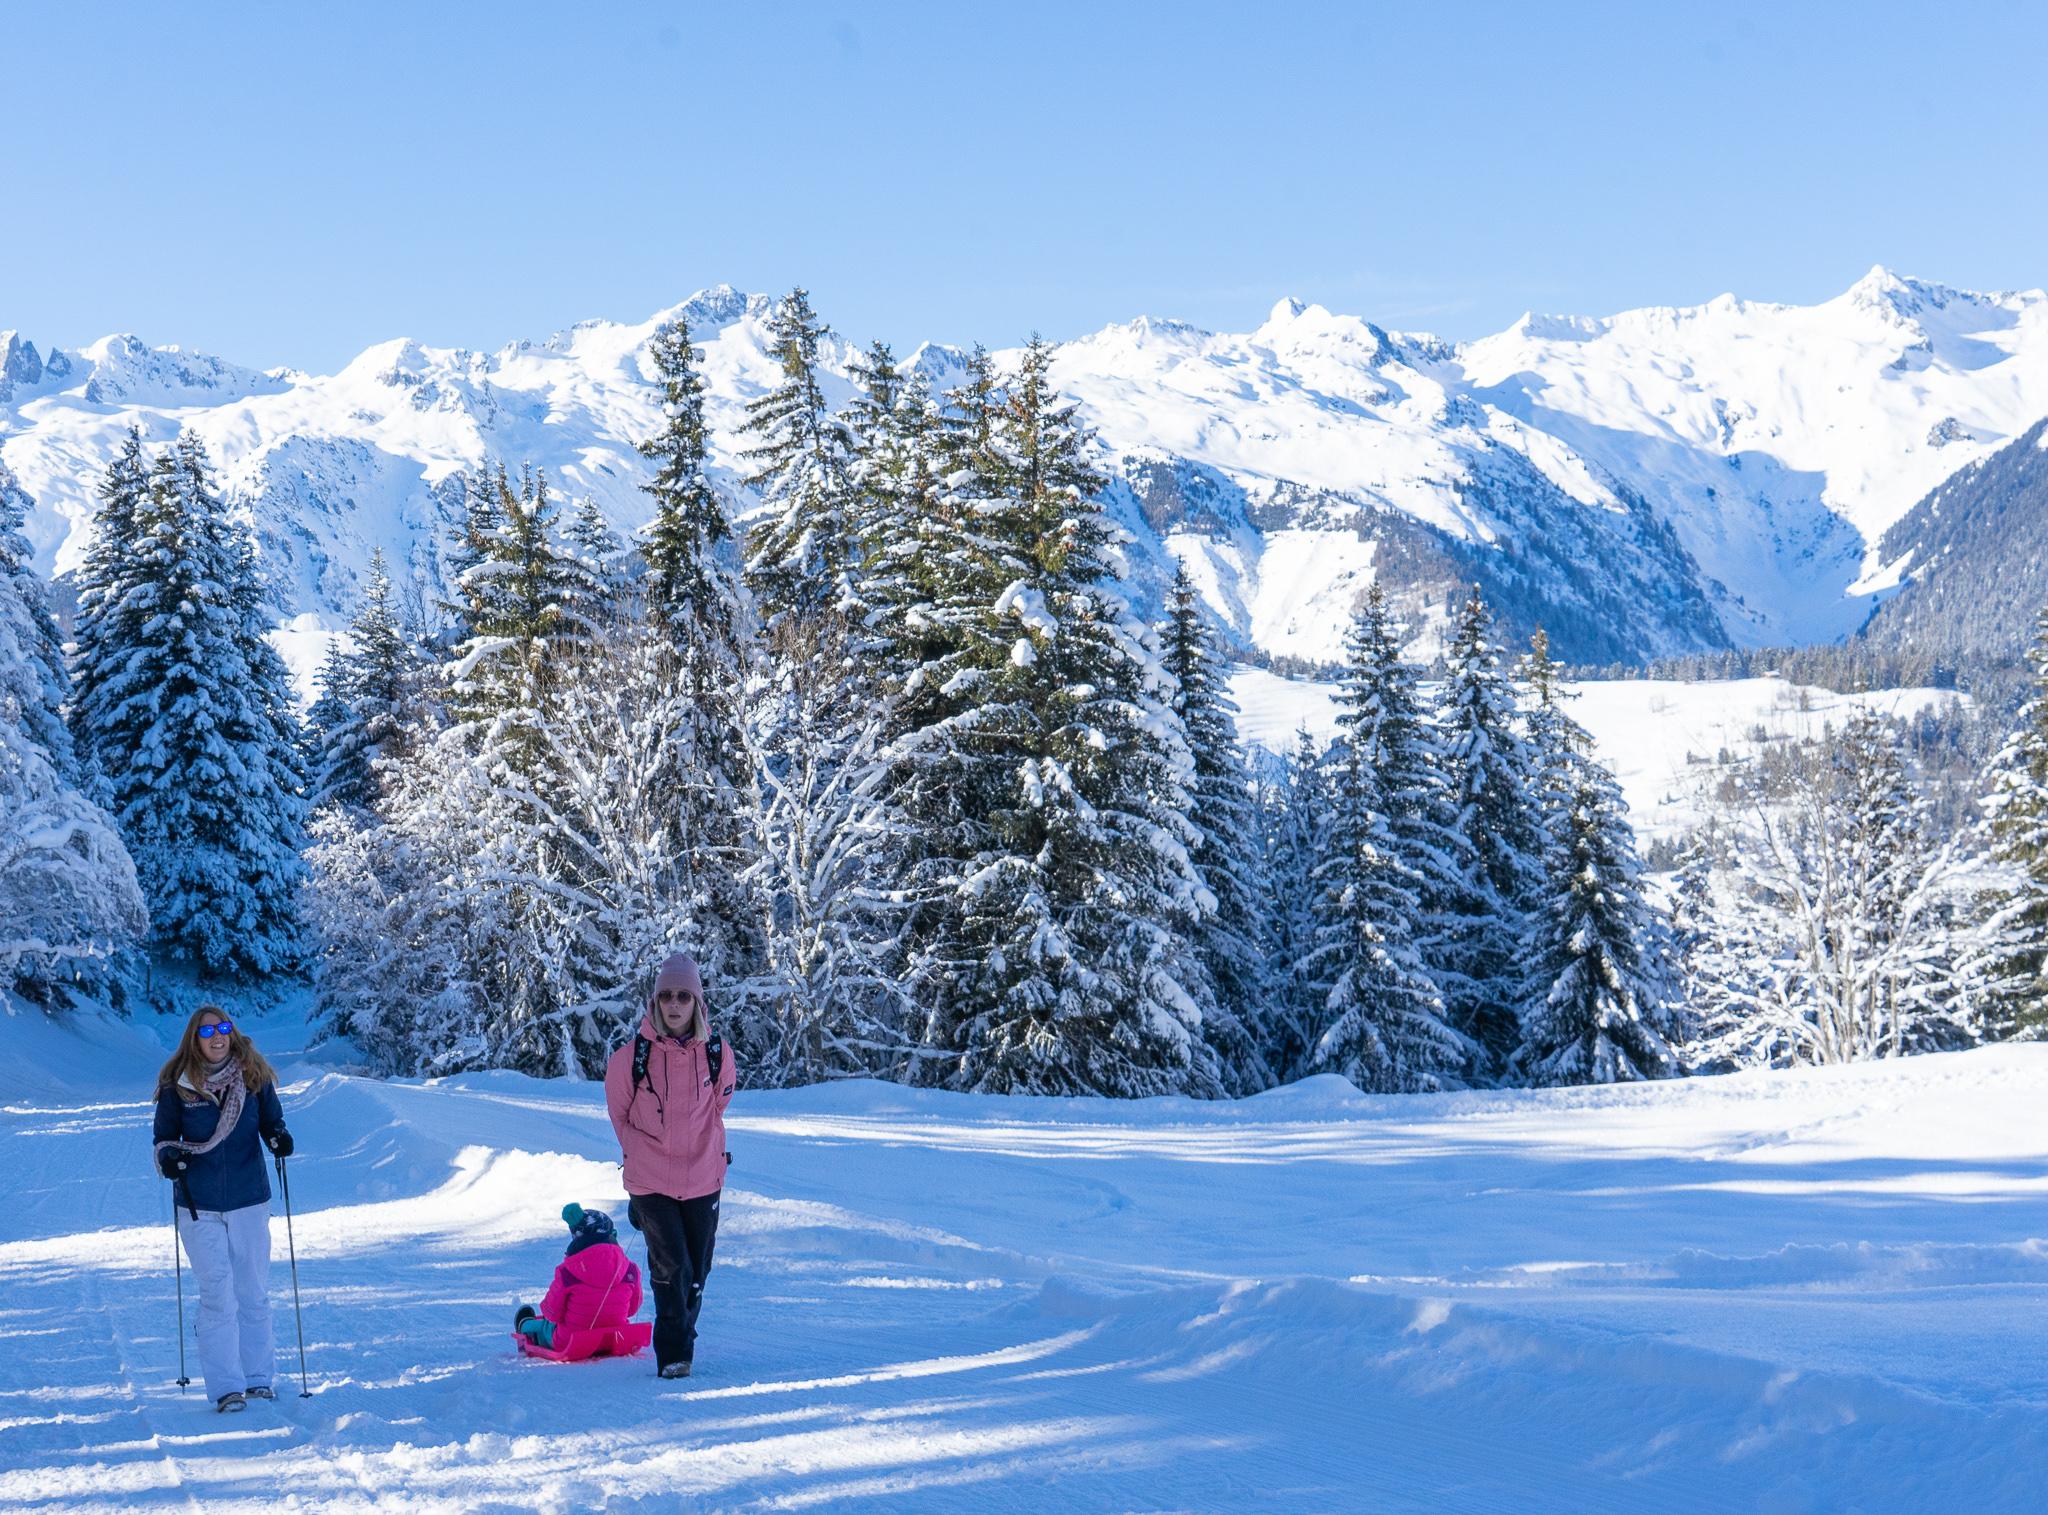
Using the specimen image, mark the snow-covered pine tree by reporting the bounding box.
[66,427,151,803]
[1261,729,1332,1080]
[304,639,366,813]
[844,339,903,464]
[841,339,934,688]
[1669,824,1744,1068]
[562,496,630,621]
[1160,561,1273,1094]
[2,463,74,786]
[630,317,756,992]
[1302,587,1471,1092]
[908,339,1220,1097]
[879,350,1023,1056]
[91,434,304,981]
[742,288,857,640]
[631,313,756,987]
[350,549,420,760]
[440,465,506,640]
[307,548,421,819]
[1978,605,2048,1040]
[1520,628,1592,851]
[1513,759,1679,1085]
[1,461,147,1003]
[638,315,738,663]
[446,467,592,747]
[1437,588,1546,1076]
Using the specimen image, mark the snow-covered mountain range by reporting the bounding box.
[5,267,2047,677]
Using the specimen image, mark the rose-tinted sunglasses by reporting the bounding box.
[197,1020,236,1040]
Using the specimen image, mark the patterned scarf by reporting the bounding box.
[154,1057,249,1165]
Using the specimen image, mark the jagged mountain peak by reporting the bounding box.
[1251,296,1388,356]
[9,270,2048,684]
[1841,264,1964,320]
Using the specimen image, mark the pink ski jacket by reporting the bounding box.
[604,1018,736,1202]
[539,1240,643,1330]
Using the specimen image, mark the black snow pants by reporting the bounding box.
[632,1191,720,1369]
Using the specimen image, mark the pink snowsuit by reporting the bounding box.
[538,1240,643,1332]
[604,1017,737,1202]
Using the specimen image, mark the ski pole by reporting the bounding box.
[275,1153,312,1398]
[170,1194,191,1390]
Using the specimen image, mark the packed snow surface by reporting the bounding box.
[1,1003,2041,1511]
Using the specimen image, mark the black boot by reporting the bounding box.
[514,1305,536,1331]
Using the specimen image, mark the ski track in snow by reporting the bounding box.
[1,1007,2044,1511]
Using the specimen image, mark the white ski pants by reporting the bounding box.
[178,1201,274,1401]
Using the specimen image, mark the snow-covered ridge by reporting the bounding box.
[5,266,2045,669]
[1228,667,1967,843]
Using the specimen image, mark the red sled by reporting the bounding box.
[511,1321,654,1362]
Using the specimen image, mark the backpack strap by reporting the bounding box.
[636,1030,722,1095]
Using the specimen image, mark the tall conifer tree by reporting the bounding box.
[1303,588,1471,1091]
[67,428,152,800]
[1981,606,2048,1039]
[3,459,147,1001]
[1514,762,1678,1084]
[1161,561,1272,1093]
[1262,730,1332,1080]
[909,340,1218,1096]
[742,288,856,637]
[1438,588,1546,1074]
[89,434,304,979]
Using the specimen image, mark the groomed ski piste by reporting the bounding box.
[2,1003,2043,1513]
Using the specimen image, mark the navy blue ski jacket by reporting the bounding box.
[153,1078,289,1214]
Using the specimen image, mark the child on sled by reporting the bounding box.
[514,1204,645,1356]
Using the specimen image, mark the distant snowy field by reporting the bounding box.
[1230,669,1964,841]
[2,1004,2042,1511]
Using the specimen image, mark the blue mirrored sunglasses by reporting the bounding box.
[197,1020,236,1040]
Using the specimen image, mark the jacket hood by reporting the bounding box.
[561,1240,631,1287]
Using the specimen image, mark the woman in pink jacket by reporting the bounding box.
[604,952,736,1378]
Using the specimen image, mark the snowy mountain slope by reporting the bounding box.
[1859,416,2048,671]
[2,1001,2043,1511]
[5,267,2047,675]
[1047,303,1724,664]
[1457,268,2048,644]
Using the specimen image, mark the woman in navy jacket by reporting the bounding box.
[152,1006,293,1412]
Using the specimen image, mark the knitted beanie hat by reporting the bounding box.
[561,1203,617,1256]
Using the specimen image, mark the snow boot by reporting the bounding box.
[514,1305,537,1331]
[245,1386,276,1402]
[216,1392,246,1414]
[658,1361,692,1379]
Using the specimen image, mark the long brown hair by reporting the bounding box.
[155,1005,277,1100]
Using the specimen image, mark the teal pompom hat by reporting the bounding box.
[561,1202,617,1255]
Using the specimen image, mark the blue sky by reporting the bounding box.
[5,1,2043,371]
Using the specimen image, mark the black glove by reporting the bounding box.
[157,1149,189,1179]
[265,1130,294,1158]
